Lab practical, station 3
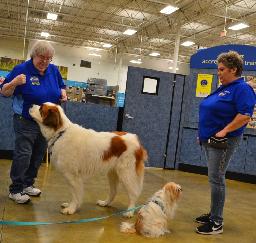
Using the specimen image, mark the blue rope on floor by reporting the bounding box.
[0,205,142,226]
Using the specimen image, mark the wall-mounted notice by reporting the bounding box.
[196,74,213,97]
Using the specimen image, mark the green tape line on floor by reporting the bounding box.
[0,205,142,226]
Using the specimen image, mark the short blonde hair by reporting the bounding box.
[217,51,243,76]
[30,41,55,58]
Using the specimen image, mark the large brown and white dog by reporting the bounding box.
[29,102,147,216]
[120,182,182,238]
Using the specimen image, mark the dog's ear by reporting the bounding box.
[42,106,63,131]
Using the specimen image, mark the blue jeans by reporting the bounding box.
[9,114,47,194]
[202,136,242,224]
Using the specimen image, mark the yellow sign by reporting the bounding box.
[196,74,213,97]
[57,65,68,80]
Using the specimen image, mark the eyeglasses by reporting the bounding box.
[37,55,53,62]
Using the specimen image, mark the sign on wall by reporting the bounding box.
[0,57,24,71]
[190,44,256,71]
[196,74,213,97]
[57,65,68,80]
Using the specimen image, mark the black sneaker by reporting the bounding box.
[196,221,223,235]
[195,213,210,224]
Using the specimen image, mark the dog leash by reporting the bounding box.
[0,205,143,226]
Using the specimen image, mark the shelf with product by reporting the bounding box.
[65,79,119,106]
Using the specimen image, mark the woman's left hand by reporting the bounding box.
[60,89,67,102]
[215,130,227,138]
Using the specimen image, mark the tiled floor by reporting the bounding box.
[0,159,255,243]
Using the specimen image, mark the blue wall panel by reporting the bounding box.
[178,128,205,167]
[165,75,185,168]
[0,96,14,150]
[244,136,256,175]
[122,66,174,168]
[65,102,119,132]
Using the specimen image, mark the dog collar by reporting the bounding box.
[48,130,66,155]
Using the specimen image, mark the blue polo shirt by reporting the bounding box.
[0,59,65,120]
[199,77,256,141]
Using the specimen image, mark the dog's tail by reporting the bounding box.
[120,222,136,234]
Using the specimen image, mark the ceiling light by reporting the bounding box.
[228,23,249,31]
[41,32,50,38]
[130,59,142,64]
[123,29,137,35]
[88,53,101,57]
[168,67,179,70]
[47,13,58,20]
[160,5,179,15]
[149,52,160,57]
[102,43,112,48]
[181,40,195,47]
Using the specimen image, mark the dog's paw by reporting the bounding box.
[123,211,134,218]
[60,207,76,215]
[61,202,69,208]
[96,200,109,207]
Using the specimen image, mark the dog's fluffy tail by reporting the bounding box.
[120,222,136,234]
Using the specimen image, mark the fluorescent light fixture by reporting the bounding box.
[168,66,179,70]
[123,29,137,35]
[160,5,179,15]
[102,43,112,48]
[41,32,50,38]
[228,23,249,31]
[181,40,195,47]
[149,52,160,57]
[88,53,101,57]
[129,59,142,64]
[47,13,58,20]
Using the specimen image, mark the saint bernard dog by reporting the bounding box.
[120,182,182,238]
[29,103,147,216]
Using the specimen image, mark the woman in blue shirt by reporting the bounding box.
[196,51,256,235]
[0,41,67,204]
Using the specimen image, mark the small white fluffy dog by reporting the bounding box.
[29,102,147,216]
[120,182,182,238]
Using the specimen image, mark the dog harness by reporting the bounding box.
[150,198,165,212]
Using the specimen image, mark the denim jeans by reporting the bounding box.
[9,114,47,194]
[202,136,242,224]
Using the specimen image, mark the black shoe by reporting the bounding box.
[196,221,223,235]
[195,213,210,224]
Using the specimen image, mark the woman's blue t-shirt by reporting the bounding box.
[199,77,256,141]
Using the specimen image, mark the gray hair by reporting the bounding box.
[217,51,243,76]
[30,41,55,58]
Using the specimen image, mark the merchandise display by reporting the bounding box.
[66,78,119,106]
